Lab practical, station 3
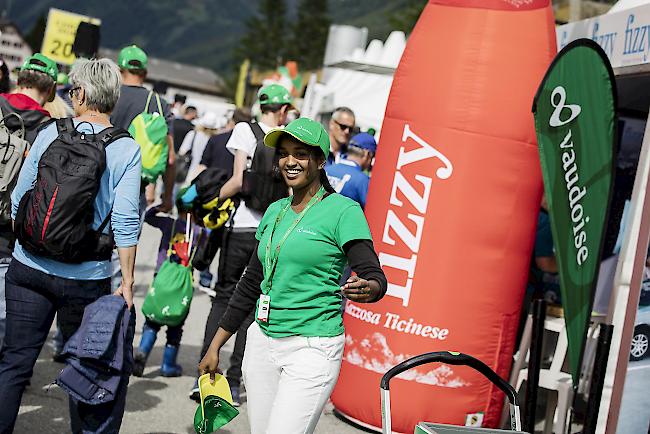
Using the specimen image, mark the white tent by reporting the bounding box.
[302,31,406,133]
[608,0,650,14]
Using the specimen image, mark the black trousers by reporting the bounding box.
[200,229,257,387]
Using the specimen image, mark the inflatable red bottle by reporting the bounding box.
[331,1,557,431]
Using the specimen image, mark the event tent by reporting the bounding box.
[302,31,405,132]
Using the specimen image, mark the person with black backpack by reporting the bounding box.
[0,53,56,351]
[0,58,141,433]
[190,84,291,405]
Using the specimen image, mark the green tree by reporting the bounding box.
[388,0,426,35]
[234,0,287,71]
[286,0,330,70]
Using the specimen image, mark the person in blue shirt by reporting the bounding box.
[325,132,376,208]
[0,58,141,433]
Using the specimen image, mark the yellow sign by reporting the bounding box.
[41,8,101,65]
[235,59,250,108]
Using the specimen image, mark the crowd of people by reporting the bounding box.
[0,44,387,434]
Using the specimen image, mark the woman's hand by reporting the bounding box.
[198,348,222,382]
[114,279,134,308]
[198,328,233,381]
[341,275,381,303]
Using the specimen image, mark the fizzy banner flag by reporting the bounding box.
[533,39,616,382]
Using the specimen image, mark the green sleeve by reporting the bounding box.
[335,203,372,248]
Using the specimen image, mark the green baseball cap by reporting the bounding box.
[264,117,330,159]
[21,53,58,81]
[258,83,292,106]
[193,374,239,433]
[118,45,148,70]
[193,395,239,433]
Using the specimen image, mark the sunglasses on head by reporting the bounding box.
[334,120,353,132]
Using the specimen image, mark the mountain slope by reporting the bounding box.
[8,0,411,74]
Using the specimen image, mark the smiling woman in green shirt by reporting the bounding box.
[199,117,387,433]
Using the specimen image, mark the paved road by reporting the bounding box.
[616,355,650,433]
[14,225,365,434]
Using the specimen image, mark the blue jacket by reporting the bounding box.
[56,295,135,405]
[325,159,370,208]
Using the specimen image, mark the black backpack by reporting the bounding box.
[240,122,288,212]
[15,119,130,263]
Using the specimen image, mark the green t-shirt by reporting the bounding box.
[255,192,372,337]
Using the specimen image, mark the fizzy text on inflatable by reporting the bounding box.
[379,124,453,307]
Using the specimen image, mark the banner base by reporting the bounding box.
[333,408,382,433]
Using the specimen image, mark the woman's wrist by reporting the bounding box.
[209,328,232,352]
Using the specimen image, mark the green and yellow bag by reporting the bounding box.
[129,91,168,184]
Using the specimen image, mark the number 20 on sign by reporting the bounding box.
[41,8,101,65]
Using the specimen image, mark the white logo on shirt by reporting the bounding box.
[327,174,351,193]
[296,227,317,236]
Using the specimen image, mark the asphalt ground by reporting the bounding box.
[14,224,363,434]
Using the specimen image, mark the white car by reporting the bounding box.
[631,305,650,362]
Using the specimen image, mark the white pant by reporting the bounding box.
[242,321,345,434]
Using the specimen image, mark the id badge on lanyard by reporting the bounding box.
[257,294,271,322]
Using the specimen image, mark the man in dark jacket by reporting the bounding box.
[0,53,56,350]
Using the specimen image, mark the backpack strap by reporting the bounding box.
[0,112,26,139]
[94,127,131,149]
[55,117,75,135]
[36,118,56,134]
[247,121,265,145]
[167,218,178,258]
[188,228,204,267]
[97,212,112,234]
[154,93,163,115]
[144,91,164,115]
[144,91,154,113]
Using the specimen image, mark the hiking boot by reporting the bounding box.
[133,325,157,377]
[189,377,200,402]
[160,344,183,377]
[199,270,213,288]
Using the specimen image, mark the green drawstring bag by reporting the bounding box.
[142,218,201,327]
[141,259,193,327]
